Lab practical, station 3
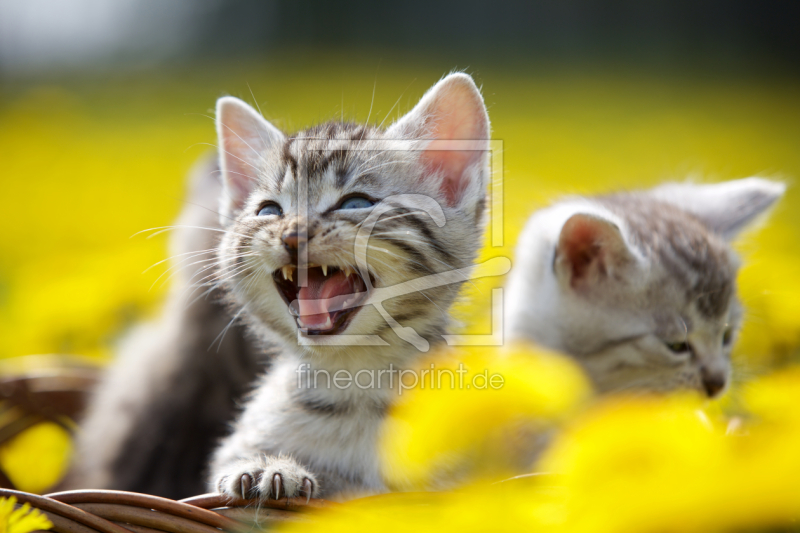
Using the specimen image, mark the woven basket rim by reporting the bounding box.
[0,487,333,533]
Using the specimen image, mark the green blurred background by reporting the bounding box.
[1,0,800,491]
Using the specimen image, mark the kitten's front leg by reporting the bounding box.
[215,455,318,501]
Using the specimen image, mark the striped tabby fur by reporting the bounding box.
[209,73,491,500]
[505,178,785,397]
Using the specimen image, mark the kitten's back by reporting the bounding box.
[69,155,269,498]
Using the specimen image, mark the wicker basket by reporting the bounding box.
[0,488,333,533]
[0,356,332,531]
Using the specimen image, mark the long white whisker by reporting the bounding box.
[417,289,448,318]
[379,78,416,130]
[356,210,430,227]
[354,160,411,177]
[184,259,256,298]
[371,232,457,259]
[371,241,476,289]
[209,307,246,352]
[143,248,219,274]
[192,257,257,287]
[152,252,257,291]
[246,83,269,147]
[349,150,385,176]
[365,76,377,127]
[191,113,264,160]
[133,225,252,241]
[187,142,261,174]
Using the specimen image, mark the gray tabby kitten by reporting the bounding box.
[208,73,491,500]
[505,178,785,397]
[72,157,267,498]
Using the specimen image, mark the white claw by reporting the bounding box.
[322,265,328,276]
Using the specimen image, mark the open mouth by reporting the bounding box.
[272,264,371,335]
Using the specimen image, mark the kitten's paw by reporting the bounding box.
[216,455,318,501]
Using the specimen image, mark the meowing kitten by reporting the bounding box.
[71,156,267,498]
[505,178,785,397]
[208,73,491,500]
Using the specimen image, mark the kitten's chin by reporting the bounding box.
[272,264,373,336]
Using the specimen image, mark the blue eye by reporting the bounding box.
[339,196,375,210]
[257,203,282,217]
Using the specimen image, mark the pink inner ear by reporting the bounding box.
[417,81,489,206]
[419,141,483,206]
[559,216,606,285]
[217,98,277,213]
[557,213,633,289]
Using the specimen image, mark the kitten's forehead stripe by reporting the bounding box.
[274,122,384,192]
[598,194,736,318]
[278,138,298,193]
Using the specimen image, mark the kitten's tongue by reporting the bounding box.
[297,270,360,329]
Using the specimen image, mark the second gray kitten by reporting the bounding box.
[505,178,785,396]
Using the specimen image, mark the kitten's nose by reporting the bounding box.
[282,230,307,258]
[282,231,300,250]
[700,367,727,398]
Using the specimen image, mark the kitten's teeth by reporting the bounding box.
[344,266,353,278]
[324,315,332,329]
[322,265,328,276]
[282,265,294,282]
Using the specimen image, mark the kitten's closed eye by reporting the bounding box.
[258,202,283,217]
[664,340,692,355]
[338,195,375,210]
[722,327,733,346]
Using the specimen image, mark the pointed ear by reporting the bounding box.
[555,213,634,290]
[649,178,786,240]
[387,73,490,210]
[216,96,285,224]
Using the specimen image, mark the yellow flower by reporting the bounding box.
[0,497,52,533]
[286,366,800,533]
[536,384,800,533]
[380,343,591,490]
[0,423,73,494]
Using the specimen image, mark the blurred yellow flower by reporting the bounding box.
[286,366,800,533]
[380,344,591,490]
[0,497,52,533]
[0,423,72,495]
